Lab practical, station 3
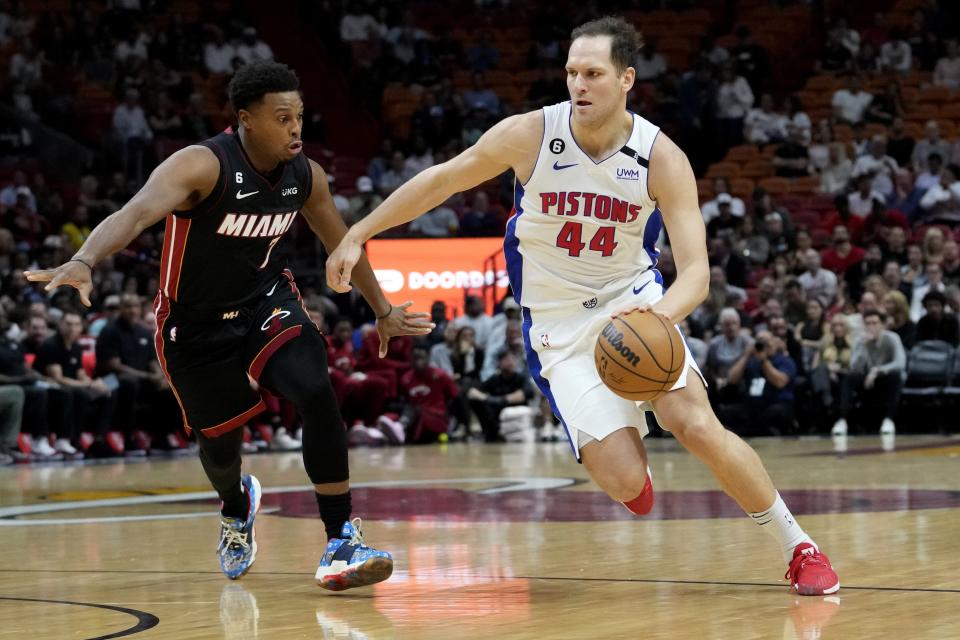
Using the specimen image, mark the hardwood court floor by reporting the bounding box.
[1,434,959,639]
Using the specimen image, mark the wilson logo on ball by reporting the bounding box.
[601,324,641,367]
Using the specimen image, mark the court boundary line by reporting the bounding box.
[2,569,957,594]
[0,595,159,639]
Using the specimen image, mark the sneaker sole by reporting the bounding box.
[317,556,394,591]
[793,580,841,596]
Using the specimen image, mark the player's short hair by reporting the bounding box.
[570,16,643,75]
[228,61,300,112]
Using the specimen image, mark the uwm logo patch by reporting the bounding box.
[216,211,298,238]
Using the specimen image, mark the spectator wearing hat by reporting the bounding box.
[706,194,741,237]
[346,176,383,226]
[701,177,746,224]
[915,290,960,346]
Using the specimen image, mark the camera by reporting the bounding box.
[755,339,766,352]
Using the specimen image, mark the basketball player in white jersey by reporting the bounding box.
[327,17,839,596]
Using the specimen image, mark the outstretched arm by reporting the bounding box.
[302,160,434,355]
[24,146,218,305]
[326,110,542,292]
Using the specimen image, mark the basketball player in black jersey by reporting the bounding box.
[26,61,432,590]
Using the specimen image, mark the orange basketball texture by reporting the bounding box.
[593,310,686,401]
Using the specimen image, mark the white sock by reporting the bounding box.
[749,493,814,563]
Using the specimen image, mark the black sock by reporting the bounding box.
[220,481,249,520]
[315,491,351,540]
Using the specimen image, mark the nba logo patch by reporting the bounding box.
[582,298,598,309]
[169,326,177,342]
[540,333,550,348]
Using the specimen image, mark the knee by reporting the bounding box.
[284,374,336,408]
[666,409,725,455]
[198,428,243,467]
[590,463,649,503]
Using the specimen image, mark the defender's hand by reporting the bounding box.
[375,301,435,357]
[23,261,94,307]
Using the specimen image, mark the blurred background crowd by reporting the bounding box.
[2,0,960,463]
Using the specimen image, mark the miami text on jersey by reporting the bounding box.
[216,211,299,238]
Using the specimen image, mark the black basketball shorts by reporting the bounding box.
[154,271,320,437]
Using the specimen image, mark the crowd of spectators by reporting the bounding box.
[3,1,960,463]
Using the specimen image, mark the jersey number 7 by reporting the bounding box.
[556,221,618,257]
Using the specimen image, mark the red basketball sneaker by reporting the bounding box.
[786,543,840,596]
[621,466,654,516]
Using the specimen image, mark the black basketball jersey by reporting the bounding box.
[158,129,312,311]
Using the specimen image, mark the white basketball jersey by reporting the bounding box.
[504,101,662,311]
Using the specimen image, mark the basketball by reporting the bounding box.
[594,310,685,401]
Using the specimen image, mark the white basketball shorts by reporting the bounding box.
[521,268,705,461]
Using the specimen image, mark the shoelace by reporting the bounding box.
[348,517,366,547]
[219,523,250,553]
[785,549,829,581]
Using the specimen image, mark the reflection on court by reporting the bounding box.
[1,435,959,639]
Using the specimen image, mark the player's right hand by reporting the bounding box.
[326,233,362,293]
[23,261,94,307]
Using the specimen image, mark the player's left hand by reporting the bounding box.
[375,301,435,357]
[609,304,673,323]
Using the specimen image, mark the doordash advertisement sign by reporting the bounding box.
[366,238,508,317]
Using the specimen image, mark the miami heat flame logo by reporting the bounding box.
[261,307,291,335]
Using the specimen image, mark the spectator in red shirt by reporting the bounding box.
[325,319,357,373]
[326,319,391,427]
[399,346,459,443]
[823,194,865,242]
[821,225,865,276]
[356,324,412,396]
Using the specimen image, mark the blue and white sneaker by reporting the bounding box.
[315,518,393,591]
[217,474,262,580]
